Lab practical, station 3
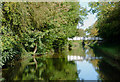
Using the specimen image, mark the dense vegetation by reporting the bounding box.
[88,2,120,43]
[2,55,78,80]
[76,28,86,37]
[0,2,87,66]
[86,2,120,63]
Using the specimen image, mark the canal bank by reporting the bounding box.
[1,41,120,81]
[92,43,120,60]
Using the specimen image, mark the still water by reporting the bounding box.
[1,41,120,80]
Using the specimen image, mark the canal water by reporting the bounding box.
[1,41,120,81]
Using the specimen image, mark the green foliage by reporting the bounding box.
[2,56,78,80]
[1,2,87,65]
[76,28,86,37]
[85,23,98,37]
[88,2,120,42]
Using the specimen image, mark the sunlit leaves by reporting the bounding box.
[88,2,120,42]
[1,2,87,64]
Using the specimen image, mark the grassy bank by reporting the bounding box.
[93,43,120,59]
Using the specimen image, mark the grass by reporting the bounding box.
[93,43,120,59]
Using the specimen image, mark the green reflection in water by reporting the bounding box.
[93,47,120,80]
[68,41,86,56]
[2,41,120,81]
[2,54,78,80]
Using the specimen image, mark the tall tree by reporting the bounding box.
[88,2,120,42]
[1,2,87,63]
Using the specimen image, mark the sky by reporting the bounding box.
[77,0,98,30]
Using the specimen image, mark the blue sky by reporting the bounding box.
[77,0,98,30]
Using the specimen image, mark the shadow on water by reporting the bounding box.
[93,48,120,80]
[1,41,120,81]
[82,40,85,50]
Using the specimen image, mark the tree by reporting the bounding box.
[88,2,120,43]
[0,2,87,64]
[76,28,86,37]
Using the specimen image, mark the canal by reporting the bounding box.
[1,41,120,81]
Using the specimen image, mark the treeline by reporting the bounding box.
[0,2,87,65]
[88,2,120,43]
[76,28,86,37]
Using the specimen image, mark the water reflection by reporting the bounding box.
[2,56,78,80]
[1,41,120,80]
[68,41,101,80]
[75,60,99,80]
[93,48,120,80]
